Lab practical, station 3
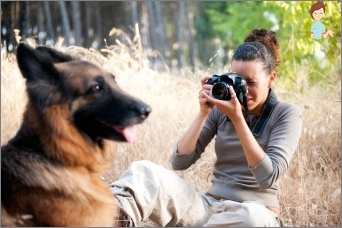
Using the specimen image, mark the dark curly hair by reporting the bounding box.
[232,28,281,74]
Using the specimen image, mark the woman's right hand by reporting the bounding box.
[199,76,214,116]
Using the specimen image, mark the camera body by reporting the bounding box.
[206,72,247,104]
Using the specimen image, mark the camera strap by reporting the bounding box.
[250,89,278,136]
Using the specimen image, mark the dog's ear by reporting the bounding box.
[16,43,73,82]
[35,46,73,63]
[16,43,70,108]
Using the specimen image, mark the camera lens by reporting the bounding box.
[212,82,231,100]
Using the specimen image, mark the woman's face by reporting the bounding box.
[231,60,276,116]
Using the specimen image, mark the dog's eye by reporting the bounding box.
[87,84,103,94]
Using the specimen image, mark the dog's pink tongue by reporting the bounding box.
[117,126,137,144]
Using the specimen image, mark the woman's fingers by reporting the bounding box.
[201,76,213,86]
[229,86,237,99]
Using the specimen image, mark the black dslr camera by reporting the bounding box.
[206,72,247,104]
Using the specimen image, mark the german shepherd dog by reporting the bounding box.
[1,43,151,226]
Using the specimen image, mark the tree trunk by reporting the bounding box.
[177,1,185,69]
[58,1,71,46]
[71,1,82,46]
[17,2,27,40]
[83,1,92,47]
[146,1,157,51]
[22,1,31,40]
[185,2,195,73]
[140,2,150,50]
[94,2,102,48]
[37,2,45,44]
[131,1,139,27]
[1,2,16,52]
[154,1,166,59]
[43,2,56,43]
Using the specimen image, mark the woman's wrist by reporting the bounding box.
[229,111,245,124]
[197,110,210,119]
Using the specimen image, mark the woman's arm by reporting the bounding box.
[177,76,213,154]
[177,112,209,154]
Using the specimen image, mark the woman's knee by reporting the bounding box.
[204,201,278,227]
[128,160,161,173]
[239,202,278,227]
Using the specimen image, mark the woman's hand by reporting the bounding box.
[198,76,214,116]
[201,85,244,122]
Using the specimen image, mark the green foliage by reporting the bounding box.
[194,2,225,65]
[194,1,341,89]
[207,1,281,48]
[194,2,284,61]
[268,1,341,88]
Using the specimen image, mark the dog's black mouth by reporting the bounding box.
[96,118,138,143]
[74,101,151,144]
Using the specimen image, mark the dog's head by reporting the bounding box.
[16,43,151,144]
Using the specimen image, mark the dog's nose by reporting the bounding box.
[136,104,151,119]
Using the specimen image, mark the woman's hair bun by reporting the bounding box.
[244,28,281,69]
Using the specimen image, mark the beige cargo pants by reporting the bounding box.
[110,160,280,227]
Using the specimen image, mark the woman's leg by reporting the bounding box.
[202,199,280,227]
[110,160,210,227]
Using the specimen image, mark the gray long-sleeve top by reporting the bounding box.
[170,99,302,208]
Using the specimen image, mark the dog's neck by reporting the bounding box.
[10,117,114,173]
[9,124,45,155]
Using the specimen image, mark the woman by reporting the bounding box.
[111,28,302,227]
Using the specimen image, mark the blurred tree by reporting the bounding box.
[194,2,223,66]
[131,1,139,27]
[177,1,185,69]
[1,2,18,52]
[43,2,56,43]
[71,1,82,46]
[20,1,31,40]
[94,2,102,48]
[37,2,45,44]
[83,1,92,47]
[194,1,282,68]
[147,1,163,57]
[154,1,166,59]
[58,1,71,46]
[185,1,195,73]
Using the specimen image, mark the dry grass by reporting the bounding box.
[1,31,340,227]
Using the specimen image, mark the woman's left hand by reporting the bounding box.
[201,85,244,122]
